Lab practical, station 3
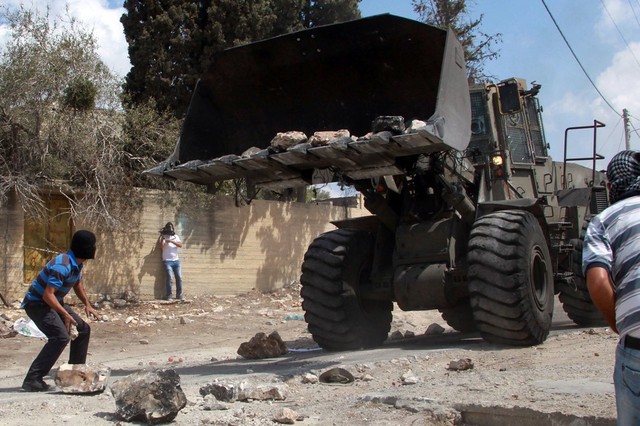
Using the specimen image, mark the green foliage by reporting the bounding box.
[121,98,183,189]
[220,179,308,206]
[63,77,98,111]
[121,0,361,118]
[412,0,501,82]
[300,0,361,27]
[307,185,332,202]
[0,6,130,225]
[0,4,227,225]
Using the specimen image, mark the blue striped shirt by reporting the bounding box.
[21,251,84,307]
[583,195,640,337]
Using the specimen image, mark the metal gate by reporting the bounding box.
[23,195,73,284]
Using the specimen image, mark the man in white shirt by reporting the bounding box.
[583,150,640,424]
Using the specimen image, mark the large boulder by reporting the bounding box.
[237,331,288,359]
[110,369,187,424]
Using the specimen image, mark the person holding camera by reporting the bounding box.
[157,222,184,300]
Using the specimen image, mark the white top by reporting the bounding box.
[583,195,640,338]
[161,235,181,261]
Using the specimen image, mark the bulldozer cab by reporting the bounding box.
[468,78,548,170]
[496,79,524,115]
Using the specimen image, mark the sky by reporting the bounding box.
[1,0,639,172]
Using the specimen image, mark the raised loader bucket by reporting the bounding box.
[175,14,470,164]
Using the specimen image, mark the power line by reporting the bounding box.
[540,0,621,116]
[628,113,640,138]
[629,0,640,29]
[601,0,640,70]
[600,114,623,151]
[621,111,640,149]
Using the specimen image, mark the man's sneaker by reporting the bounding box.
[177,294,184,300]
[22,378,50,392]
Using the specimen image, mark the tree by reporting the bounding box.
[62,77,98,112]
[412,0,501,82]
[121,0,361,118]
[299,0,361,27]
[0,6,144,226]
[121,98,183,189]
[307,185,332,202]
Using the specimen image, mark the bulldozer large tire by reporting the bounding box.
[439,299,477,333]
[467,210,554,346]
[300,229,392,350]
[558,218,607,326]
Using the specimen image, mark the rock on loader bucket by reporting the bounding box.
[148,14,470,187]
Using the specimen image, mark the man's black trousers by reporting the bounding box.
[23,304,91,381]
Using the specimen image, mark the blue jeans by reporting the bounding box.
[615,341,640,425]
[163,259,183,299]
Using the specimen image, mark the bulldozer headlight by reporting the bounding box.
[490,153,508,180]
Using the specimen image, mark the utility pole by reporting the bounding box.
[623,108,631,150]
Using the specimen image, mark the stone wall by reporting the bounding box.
[0,192,26,304]
[0,189,366,303]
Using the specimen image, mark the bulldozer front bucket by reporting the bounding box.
[176,14,470,163]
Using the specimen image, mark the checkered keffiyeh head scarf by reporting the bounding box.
[607,150,640,203]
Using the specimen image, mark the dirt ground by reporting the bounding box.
[0,286,618,425]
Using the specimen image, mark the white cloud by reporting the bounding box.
[1,0,639,158]
[65,0,130,76]
[542,68,630,168]
[595,41,640,151]
[0,0,130,76]
[587,0,640,157]
[542,0,640,164]
[599,0,637,29]
[0,26,10,53]
[597,42,640,109]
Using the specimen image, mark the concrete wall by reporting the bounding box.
[0,192,26,304]
[0,189,367,303]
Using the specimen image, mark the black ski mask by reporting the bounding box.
[70,230,96,259]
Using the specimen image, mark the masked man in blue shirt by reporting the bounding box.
[21,230,100,392]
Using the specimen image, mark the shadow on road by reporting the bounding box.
[103,312,597,384]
